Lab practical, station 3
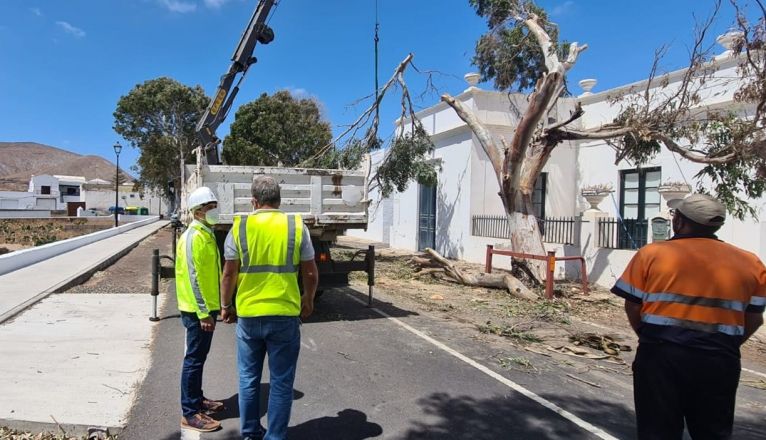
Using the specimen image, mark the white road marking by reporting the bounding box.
[742,367,766,379]
[301,337,318,351]
[347,294,619,440]
[180,428,201,440]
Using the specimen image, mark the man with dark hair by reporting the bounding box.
[220,175,319,440]
[612,193,765,439]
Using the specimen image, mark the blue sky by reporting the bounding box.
[0,0,742,173]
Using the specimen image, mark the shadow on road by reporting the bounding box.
[400,392,633,439]
[215,386,306,422]
[399,392,766,440]
[304,288,418,324]
[288,409,383,440]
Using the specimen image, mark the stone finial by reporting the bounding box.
[578,79,597,97]
[464,72,480,89]
[716,30,744,57]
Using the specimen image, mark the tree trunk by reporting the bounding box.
[507,211,548,281]
[420,248,537,300]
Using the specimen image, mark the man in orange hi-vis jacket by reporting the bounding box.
[611,193,765,439]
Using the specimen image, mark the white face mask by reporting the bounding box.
[204,208,220,226]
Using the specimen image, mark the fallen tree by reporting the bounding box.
[412,248,537,300]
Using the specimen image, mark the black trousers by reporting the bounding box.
[633,342,741,440]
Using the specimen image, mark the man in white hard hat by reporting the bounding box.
[612,193,765,438]
[176,186,225,432]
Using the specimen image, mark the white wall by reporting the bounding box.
[82,187,168,215]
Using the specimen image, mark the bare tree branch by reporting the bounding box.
[299,53,415,166]
[656,134,738,164]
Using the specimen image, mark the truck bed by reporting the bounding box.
[182,164,369,238]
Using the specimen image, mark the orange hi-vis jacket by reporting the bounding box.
[612,235,766,350]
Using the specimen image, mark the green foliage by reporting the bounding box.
[469,0,569,92]
[113,77,209,207]
[222,90,336,167]
[317,137,369,170]
[374,125,437,197]
[692,121,766,220]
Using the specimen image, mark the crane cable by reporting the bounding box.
[374,0,380,127]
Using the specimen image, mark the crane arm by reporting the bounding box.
[195,0,277,164]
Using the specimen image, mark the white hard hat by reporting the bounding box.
[188,187,218,212]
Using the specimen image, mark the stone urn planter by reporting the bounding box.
[581,191,611,211]
[658,182,692,203]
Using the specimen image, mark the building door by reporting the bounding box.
[418,184,436,252]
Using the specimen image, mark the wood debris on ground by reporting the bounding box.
[0,427,117,440]
[569,332,631,356]
[742,379,766,390]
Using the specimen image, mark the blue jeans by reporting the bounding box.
[180,311,218,418]
[237,316,301,440]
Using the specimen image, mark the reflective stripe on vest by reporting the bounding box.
[232,212,303,317]
[185,228,209,314]
[238,213,298,274]
[175,221,221,318]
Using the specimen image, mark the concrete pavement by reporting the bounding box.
[0,294,155,432]
[0,220,167,324]
[0,220,169,435]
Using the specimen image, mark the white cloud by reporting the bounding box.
[30,8,42,17]
[158,0,197,13]
[204,0,229,8]
[551,1,574,17]
[56,21,86,38]
[286,87,309,98]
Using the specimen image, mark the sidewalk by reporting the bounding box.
[0,222,172,435]
[0,220,167,324]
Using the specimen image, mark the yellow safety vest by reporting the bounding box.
[175,220,221,319]
[232,211,303,317]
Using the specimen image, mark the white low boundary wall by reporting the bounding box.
[0,217,159,276]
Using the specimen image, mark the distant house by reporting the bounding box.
[0,174,168,217]
[348,32,766,287]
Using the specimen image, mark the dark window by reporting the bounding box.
[532,173,547,219]
[67,187,77,195]
[620,168,661,220]
[618,168,661,249]
[41,186,51,195]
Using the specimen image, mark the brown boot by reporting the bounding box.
[181,413,221,432]
[202,397,225,414]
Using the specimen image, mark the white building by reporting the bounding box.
[349,33,766,287]
[1,174,168,217]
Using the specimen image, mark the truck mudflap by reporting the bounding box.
[313,240,375,306]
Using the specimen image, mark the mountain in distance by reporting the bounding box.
[0,142,134,191]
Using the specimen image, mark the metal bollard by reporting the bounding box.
[367,245,375,307]
[150,249,160,322]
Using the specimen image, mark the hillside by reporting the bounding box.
[0,142,133,191]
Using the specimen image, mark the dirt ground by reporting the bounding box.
[0,218,116,251]
[339,246,766,370]
[66,226,175,294]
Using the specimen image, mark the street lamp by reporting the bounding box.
[113,142,123,227]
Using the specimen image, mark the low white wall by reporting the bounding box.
[0,216,159,276]
[0,210,52,219]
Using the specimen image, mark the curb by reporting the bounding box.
[0,224,167,325]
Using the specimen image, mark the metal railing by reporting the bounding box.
[597,218,648,250]
[472,215,580,245]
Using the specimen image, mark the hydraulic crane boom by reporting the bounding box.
[195,0,276,165]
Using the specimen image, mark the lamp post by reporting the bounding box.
[113,142,123,227]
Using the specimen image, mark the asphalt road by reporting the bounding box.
[119,284,766,440]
